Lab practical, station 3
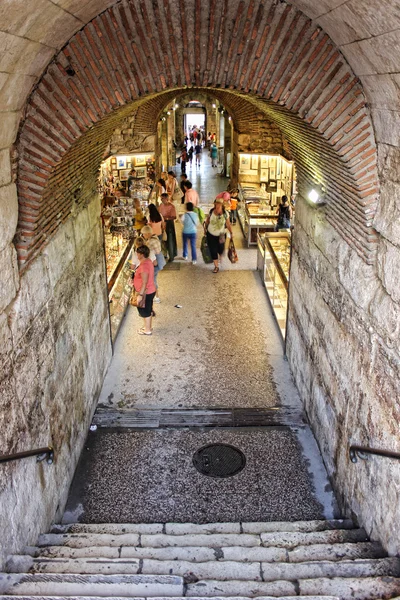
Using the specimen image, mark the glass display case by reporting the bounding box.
[238,202,278,246]
[257,232,291,341]
[108,242,134,342]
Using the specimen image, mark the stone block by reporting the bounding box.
[371,108,400,146]
[43,219,76,288]
[0,183,18,251]
[340,41,380,77]
[0,32,53,77]
[362,74,400,111]
[72,205,90,251]
[0,148,11,186]
[377,238,400,303]
[0,72,36,111]
[369,285,400,343]
[374,179,400,244]
[0,111,21,149]
[9,254,51,345]
[317,5,370,46]
[337,243,380,310]
[0,243,19,311]
[377,143,400,184]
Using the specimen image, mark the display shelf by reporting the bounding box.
[109,247,134,343]
[257,232,291,342]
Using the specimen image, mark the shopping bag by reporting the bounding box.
[228,239,239,263]
[194,206,205,224]
[201,235,213,264]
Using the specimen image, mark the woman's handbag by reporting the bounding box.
[130,290,146,308]
[162,230,168,242]
[201,235,213,264]
[172,186,184,203]
[228,239,239,263]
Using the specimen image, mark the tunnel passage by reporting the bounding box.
[15,0,378,269]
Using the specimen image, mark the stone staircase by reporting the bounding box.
[2,519,400,599]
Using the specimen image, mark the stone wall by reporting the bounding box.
[286,189,400,555]
[0,195,112,568]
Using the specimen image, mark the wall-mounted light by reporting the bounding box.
[212,103,216,109]
[308,189,320,203]
[228,116,232,122]
[167,111,171,116]
[175,103,179,108]
[308,188,326,206]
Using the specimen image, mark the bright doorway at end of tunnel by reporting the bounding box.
[185,112,205,138]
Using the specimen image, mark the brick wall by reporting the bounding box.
[15,0,378,268]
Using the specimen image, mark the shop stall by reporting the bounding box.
[257,231,291,342]
[100,153,155,196]
[100,169,153,343]
[238,153,295,204]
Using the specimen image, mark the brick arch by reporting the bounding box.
[16,0,378,267]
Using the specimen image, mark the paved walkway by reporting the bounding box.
[63,160,340,525]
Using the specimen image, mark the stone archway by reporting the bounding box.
[2,0,400,566]
[15,0,377,268]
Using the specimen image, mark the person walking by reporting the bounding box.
[181,202,199,264]
[182,180,199,207]
[147,203,164,241]
[134,245,157,336]
[158,192,177,262]
[204,198,233,273]
[194,142,202,166]
[180,147,188,174]
[187,146,194,166]
[210,142,218,167]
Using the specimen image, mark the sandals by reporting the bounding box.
[212,267,219,273]
[137,329,152,336]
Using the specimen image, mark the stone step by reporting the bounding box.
[0,573,183,597]
[0,596,341,600]
[37,533,262,549]
[7,556,400,582]
[37,529,366,550]
[258,529,368,548]
[26,541,387,563]
[186,576,400,599]
[50,519,354,536]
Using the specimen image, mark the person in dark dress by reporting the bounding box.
[275,195,293,230]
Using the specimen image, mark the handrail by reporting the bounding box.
[0,446,54,465]
[349,444,400,463]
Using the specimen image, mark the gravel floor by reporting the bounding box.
[63,427,335,524]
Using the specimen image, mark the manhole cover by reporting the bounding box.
[192,443,246,478]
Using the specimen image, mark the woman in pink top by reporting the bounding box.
[147,203,164,240]
[134,245,157,335]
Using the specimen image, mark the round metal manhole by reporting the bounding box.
[192,443,246,478]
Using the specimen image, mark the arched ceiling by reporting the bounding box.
[12,0,380,268]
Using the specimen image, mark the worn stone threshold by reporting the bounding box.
[92,406,306,429]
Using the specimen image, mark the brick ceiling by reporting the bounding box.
[13,0,380,267]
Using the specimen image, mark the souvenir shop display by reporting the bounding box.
[238,153,295,202]
[100,159,154,343]
[99,153,155,197]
